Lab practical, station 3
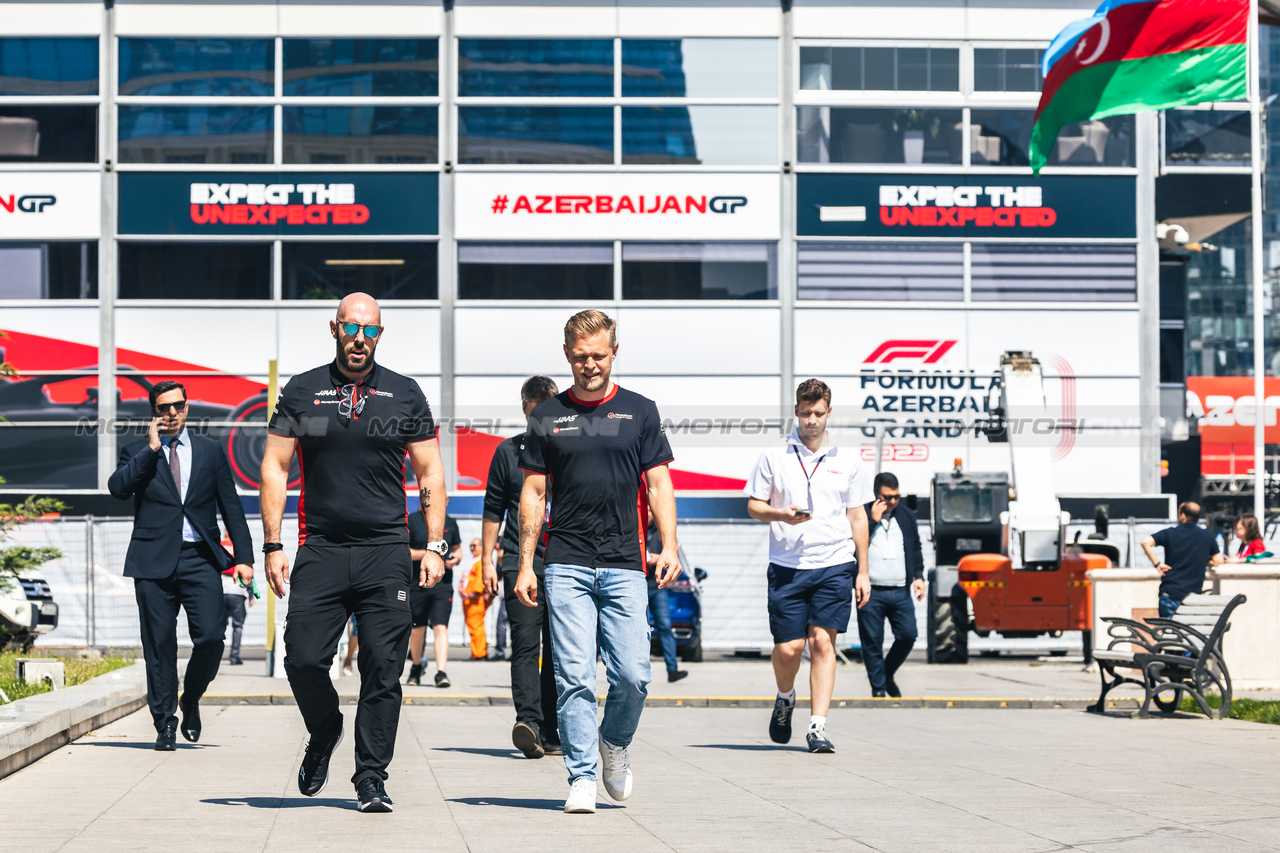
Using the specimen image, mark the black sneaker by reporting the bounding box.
[543,740,563,756]
[406,663,422,686]
[434,671,450,688]
[667,670,689,683]
[356,777,394,813]
[769,696,794,744]
[807,728,835,754]
[298,715,344,797]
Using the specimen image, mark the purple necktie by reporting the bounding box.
[168,439,182,500]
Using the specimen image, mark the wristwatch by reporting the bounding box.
[426,540,451,558]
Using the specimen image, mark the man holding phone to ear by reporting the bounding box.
[747,379,872,754]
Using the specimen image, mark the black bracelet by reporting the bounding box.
[262,542,285,554]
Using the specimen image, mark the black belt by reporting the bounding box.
[181,540,205,550]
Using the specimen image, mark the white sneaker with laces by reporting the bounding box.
[599,733,633,801]
[564,778,597,814]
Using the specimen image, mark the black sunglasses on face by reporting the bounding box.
[879,493,900,503]
[154,401,187,414]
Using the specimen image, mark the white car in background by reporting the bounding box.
[1,575,59,651]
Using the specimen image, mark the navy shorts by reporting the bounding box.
[767,561,856,643]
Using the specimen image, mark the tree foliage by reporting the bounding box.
[0,478,65,588]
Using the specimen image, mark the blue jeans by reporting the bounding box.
[855,585,918,693]
[1158,592,1183,619]
[647,585,679,673]
[544,564,651,784]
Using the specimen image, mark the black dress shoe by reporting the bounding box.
[228,657,243,666]
[180,701,201,742]
[871,689,887,698]
[667,669,689,683]
[155,723,177,751]
[886,678,902,698]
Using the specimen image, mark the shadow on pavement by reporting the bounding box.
[433,747,522,758]
[689,744,806,752]
[77,741,220,750]
[201,797,353,810]
[449,796,621,811]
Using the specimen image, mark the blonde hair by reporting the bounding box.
[564,309,617,347]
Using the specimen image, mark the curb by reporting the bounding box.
[201,693,1140,711]
[0,661,148,780]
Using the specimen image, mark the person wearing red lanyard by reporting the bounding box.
[747,379,873,754]
[1228,513,1266,562]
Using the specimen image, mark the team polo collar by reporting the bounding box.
[567,383,618,406]
[785,428,838,456]
[329,359,380,389]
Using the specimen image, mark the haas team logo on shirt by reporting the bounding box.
[606,412,633,420]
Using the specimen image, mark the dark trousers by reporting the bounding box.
[503,561,559,746]
[223,594,246,661]
[284,543,412,785]
[647,584,679,672]
[856,585,918,693]
[134,542,227,733]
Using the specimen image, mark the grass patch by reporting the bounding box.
[0,649,135,704]
[1179,693,1280,725]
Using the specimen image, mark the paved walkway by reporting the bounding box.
[5,697,1278,852]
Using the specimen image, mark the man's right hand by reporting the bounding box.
[779,505,812,526]
[515,565,538,607]
[148,417,162,451]
[265,549,290,598]
[481,556,499,596]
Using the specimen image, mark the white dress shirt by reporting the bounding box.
[161,428,199,543]
[867,512,907,587]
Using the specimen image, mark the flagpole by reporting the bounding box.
[1250,0,1266,522]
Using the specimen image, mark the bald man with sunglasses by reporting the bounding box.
[261,292,447,814]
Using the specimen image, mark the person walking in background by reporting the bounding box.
[1227,513,1266,562]
[222,566,252,666]
[490,584,509,661]
[747,378,872,754]
[407,510,462,687]
[1140,501,1224,618]
[857,472,924,698]
[645,510,688,683]
[108,380,255,751]
[342,617,358,678]
[481,375,562,760]
[461,538,491,660]
[517,310,680,814]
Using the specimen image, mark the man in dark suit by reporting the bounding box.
[108,380,254,750]
[857,472,924,698]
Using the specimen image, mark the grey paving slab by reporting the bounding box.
[1,699,1278,853]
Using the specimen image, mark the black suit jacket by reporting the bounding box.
[108,434,254,580]
[863,500,925,584]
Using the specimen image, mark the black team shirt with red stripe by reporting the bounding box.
[518,385,674,572]
[268,361,436,545]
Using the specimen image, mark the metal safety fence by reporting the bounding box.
[8,515,1196,654]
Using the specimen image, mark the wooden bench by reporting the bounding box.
[1088,593,1247,719]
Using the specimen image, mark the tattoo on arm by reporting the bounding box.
[420,487,431,516]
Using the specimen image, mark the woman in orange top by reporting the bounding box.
[460,538,491,659]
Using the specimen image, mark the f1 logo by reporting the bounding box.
[863,340,957,364]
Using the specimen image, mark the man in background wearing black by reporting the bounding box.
[108,380,254,750]
[408,508,462,688]
[482,375,561,758]
[857,472,924,698]
[1141,501,1224,617]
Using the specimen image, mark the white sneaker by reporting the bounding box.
[599,733,633,801]
[564,778,597,814]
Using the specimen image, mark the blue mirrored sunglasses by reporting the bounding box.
[340,322,381,339]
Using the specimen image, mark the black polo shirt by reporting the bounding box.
[483,433,547,562]
[268,360,436,546]
[1151,522,1220,600]
[518,385,673,572]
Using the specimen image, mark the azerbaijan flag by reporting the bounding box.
[1030,0,1248,173]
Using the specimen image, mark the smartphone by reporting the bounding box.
[793,509,812,518]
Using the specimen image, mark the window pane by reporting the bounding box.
[0,242,98,299]
[283,242,437,300]
[797,242,962,301]
[283,38,438,97]
[119,242,271,299]
[800,47,960,91]
[283,106,437,164]
[1046,115,1134,167]
[0,426,96,489]
[970,244,1137,302]
[118,106,273,164]
[0,37,98,95]
[797,107,962,164]
[458,243,612,299]
[118,38,273,96]
[621,39,775,97]
[622,105,776,165]
[0,106,97,162]
[622,242,775,300]
[458,39,613,97]
[1165,109,1250,167]
[969,108,1034,166]
[974,48,1043,92]
[458,106,612,165]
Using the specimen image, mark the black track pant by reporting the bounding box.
[284,543,412,785]
[502,554,559,745]
[134,542,227,733]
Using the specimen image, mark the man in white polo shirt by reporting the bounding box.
[746,379,872,753]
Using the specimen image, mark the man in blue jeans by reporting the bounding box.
[857,472,924,698]
[516,310,680,815]
[1140,501,1223,617]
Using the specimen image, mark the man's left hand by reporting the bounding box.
[419,552,445,588]
[854,572,871,608]
[912,578,926,602]
[232,564,254,585]
[654,548,683,589]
